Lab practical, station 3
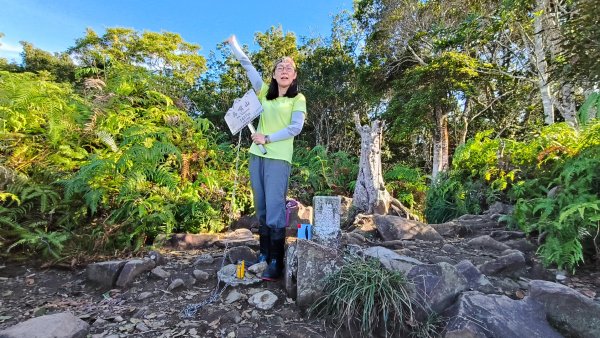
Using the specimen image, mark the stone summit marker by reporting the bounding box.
[312,196,341,248]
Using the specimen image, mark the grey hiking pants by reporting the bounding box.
[249,155,291,231]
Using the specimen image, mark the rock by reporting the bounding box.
[192,270,210,282]
[216,229,258,248]
[529,280,600,338]
[165,233,219,249]
[505,238,537,253]
[248,290,278,310]
[0,312,89,338]
[363,246,423,274]
[483,201,514,216]
[479,251,526,276]
[455,260,494,294]
[351,213,379,237]
[115,259,155,287]
[217,264,261,286]
[167,278,185,291]
[342,232,368,246]
[490,230,526,241]
[430,256,456,265]
[467,235,511,251]
[146,250,165,265]
[222,310,243,324]
[248,261,267,274]
[407,262,469,320]
[375,215,443,242]
[226,245,257,264]
[445,292,562,338]
[150,267,170,279]
[224,290,246,304]
[295,239,344,309]
[285,242,299,299]
[378,240,405,250]
[137,292,154,301]
[441,244,458,254]
[193,254,214,266]
[339,196,353,224]
[429,221,461,237]
[86,260,126,287]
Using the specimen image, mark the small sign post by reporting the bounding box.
[224,89,266,154]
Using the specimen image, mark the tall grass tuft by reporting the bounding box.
[309,256,415,337]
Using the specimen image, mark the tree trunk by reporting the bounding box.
[351,113,418,220]
[534,0,555,125]
[432,105,449,179]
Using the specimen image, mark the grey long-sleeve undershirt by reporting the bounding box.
[228,38,304,143]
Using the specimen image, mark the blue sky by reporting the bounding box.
[0,0,353,62]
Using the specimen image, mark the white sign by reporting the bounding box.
[224,89,263,135]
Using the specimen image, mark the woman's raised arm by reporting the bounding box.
[225,35,263,93]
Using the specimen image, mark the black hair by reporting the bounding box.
[266,78,299,100]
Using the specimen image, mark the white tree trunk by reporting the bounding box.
[534,0,555,125]
[431,106,449,180]
[351,116,389,214]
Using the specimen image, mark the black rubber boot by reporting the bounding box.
[261,228,285,281]
[257,225,270,264]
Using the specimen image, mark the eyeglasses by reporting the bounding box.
[275,65,295,73]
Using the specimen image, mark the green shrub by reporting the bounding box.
[384,164,427,215]
[309,256,414,337]
[290,145,357,204]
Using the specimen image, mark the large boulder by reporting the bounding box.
[374,215,443,242]
[215,229,259,248]
[407,262,469,319]
[445,292,562,338]
[363,246,423,275]
[294,239,343,309]
[0,312,89,338]
[86,260,126,287]
[454,260,494,294]
[529,280,600,338]
[478,251,526,276]
[115,258,155,287]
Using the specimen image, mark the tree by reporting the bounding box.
[69,28,206,88]
[299,12,366,152]
[20,42,76,82]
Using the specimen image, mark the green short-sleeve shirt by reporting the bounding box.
[249,84,307,163]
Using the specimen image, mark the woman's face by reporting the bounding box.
[272,59,297,88]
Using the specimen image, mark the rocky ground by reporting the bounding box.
[1,202,599,337]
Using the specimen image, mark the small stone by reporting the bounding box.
[147,250,165,265]
[224,290,245,304]
[92,318,107,326]
[248,290,278,310]
[193,254,214,266]
[192,270,209,281]
[168,278,185,291]
[137,291,154,300]
[441,244,458,254]
[135,322,149,332]
[151,267,170,279]
[114,316,124,322]
[248,261,267,274]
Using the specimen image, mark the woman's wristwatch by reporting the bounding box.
[264,135,271,144]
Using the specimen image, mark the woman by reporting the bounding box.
[225,35,306,281]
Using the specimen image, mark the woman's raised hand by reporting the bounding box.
[224,35,237,45]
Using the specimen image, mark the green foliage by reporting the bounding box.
[309,256,414,337]
[384,164,427,214]
[435,119,600,271]
[425,172,486,223]
[290,145,357,204]
[511,142,600,271]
